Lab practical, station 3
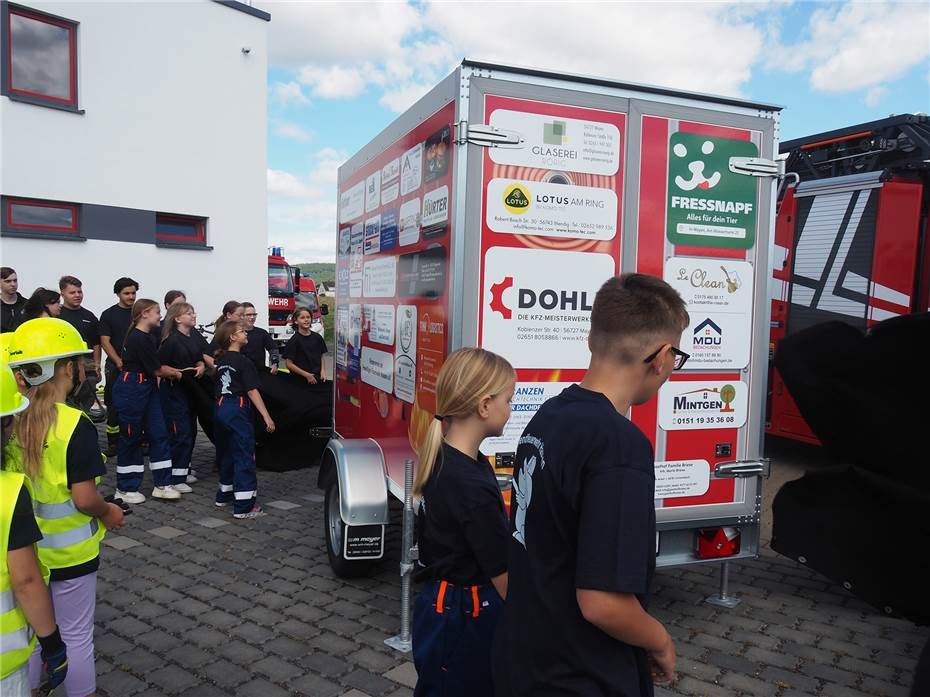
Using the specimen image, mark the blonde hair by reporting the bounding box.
[161,302,194,343]
[13,359,71,478]
[413,348,515,496]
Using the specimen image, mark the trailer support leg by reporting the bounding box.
[386,459,416,653]
[704,562,741,609]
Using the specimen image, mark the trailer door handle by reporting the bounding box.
[714,459,771,479]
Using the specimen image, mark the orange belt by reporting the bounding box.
[434,580,481,618]
[217,396,246,408]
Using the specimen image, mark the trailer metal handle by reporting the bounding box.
[714,459,771,479]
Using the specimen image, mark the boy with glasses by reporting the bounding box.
[494,273,689,697]
[240,302,280,373]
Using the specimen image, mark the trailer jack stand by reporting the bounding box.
[704,562,741,609]
[386,459,416,653]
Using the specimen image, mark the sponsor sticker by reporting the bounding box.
[399,198,420,246]
[658,380,748,431]
[654,460,710,499]
[364,304,395,346]
[401,142,423,196]
[421,186,449,238]
[382,158,400,184]
[481,382,572,455]
[363,256,397,298]
[365,172,380,213]
[364,215,381,255]
[482,247,614,369]
[381,182,399,206]
[666,133,759,249]
[394,305,417,403]
[335,306,348,368]
[424,125,451,183]
[361,346,393,392]
[665,257,753,369]
[380,210,398,251]
[349,223,364,298]
[486,178,617,240]
[339,180,365,223]
[489,110,620,176]
[398,247,446,299]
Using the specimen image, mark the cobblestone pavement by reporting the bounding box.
[92,430,928,697]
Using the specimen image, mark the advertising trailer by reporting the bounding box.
[321,60,783,589]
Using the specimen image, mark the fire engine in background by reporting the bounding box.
[322,58,785,626]
[267,246,300,345]
[296,276,327,338]
[767,114,930,445]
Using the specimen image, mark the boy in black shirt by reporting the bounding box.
[240,302,279,372]
[58,276,101,413]
[493,273,690,697]
[98,278,138,455]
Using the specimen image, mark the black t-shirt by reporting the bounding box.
[121,328,160,376]
[99,304,133,361]
[59,306,100,350]
[158,331,204,370]
[1,293,26,333]
[56,414,107,582]
[8,484,42,551]
[215,351,260,398]
[242,327,279,371]
[493,385,657,697]
[282,331,327,377]
[416,443,509,586]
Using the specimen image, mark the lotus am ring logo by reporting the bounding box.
[490,276,514,319]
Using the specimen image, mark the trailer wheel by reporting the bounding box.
[324,475,376,578]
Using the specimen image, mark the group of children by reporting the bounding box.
[412,273,689,697]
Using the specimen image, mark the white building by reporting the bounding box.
[0,0,270,326]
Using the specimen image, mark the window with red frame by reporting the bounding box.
[4,5,78,108]
[5,198,79,234]
[156,214,206,245]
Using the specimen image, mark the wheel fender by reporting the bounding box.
[321,438,389,527]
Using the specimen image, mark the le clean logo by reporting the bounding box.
[503,183,531,215]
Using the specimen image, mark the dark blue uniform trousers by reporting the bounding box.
[413,580,502,697]
[214,396,257,514]
[159,380,194,485]
[113,371,173,492]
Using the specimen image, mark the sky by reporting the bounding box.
[263,0,930,264]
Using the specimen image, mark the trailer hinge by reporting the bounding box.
[455,120,524,149]
[728,156,783,178]
[714,458,771,479]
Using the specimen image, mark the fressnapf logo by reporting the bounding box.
[671,384,737,413]
[693,318,722,347]
[543,120,568,146]
[502,184,530,215]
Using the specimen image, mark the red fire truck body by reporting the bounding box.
[767,114,930,444]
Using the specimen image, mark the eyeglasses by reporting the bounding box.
[243,313,258,318]
[643,344,690,371]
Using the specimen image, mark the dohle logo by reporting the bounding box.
[489,276,593,320]
[502,184,531,214]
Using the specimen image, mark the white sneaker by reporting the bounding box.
[152,486,181,501]
[115,490,145,505]
[186,473,198,484]
[189,468,197,477]
[172,483,193,494]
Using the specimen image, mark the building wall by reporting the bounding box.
[0,1,269,325]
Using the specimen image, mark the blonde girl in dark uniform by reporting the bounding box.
[412,348,515,697]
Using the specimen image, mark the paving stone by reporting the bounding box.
[146,664,200,693]
[289,672,343,697]
[265,635,311,658]
[758,665,821,693]
[674,676,735,697]
[97,669,147,696]
[302,493,325,502]
[232,621,277,644]
[253,654,303,681]
[266,499,302,510]
[718,670,780,696]
[133,629,177,654]
[302,650,353,677]
[386,688,414,697]
[278,618,321,640]
[237,678,291,697]
[200,609,243,630]
[343,668,398,697]
[148,526,187,539]
[217,639,266,664]
[164,645,214,669]
[195,516,230,528]
[383,662,417,689]
[201,658,253,689]
[117,647,163,674]
[102,535,144,550]
[178,685,231,697]
[108,616,153,638]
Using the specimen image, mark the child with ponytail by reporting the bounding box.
[412,347,515,697]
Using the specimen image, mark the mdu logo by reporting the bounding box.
[489,276,593,320]
[693,318,722,347]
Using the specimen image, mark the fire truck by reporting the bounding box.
[267,246,299,345]
[321,61,785,632]
[767,114,930,445]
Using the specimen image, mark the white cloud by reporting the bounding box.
[267,150,349,263]
[298,64,372,100]
[379,82,434,113]
[775,2,930,94]
[270,80,310,106]
[864,86,889,107]
[272,120,313,142]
